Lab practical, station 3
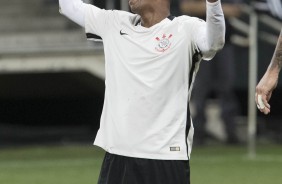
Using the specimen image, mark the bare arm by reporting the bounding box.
[193,0,225,59]
[59,0,87,27]
[269,30,282,72]
[255,29,282,114]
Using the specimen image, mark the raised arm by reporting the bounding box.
[59,0,87,27]
[193,0,225,59]
[180,0,241,18]
[255,29,282,115]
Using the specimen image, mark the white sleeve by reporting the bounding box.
[59,0,87,27]
[193,0,225,60]
[84,5,112,39]
[59,0,110,40]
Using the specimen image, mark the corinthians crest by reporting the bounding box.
[155,34,173,52]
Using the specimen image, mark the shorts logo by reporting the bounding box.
[155,34,173,52]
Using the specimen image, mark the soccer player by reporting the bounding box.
[256,29,282,115]
[59,0,225,183]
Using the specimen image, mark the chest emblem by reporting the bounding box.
[155,34,173,52]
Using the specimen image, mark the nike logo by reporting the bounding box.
[120,30,128,36]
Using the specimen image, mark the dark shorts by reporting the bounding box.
[98,152,190,184]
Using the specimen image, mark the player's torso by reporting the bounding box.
[102,13,196,87]
[95,12,197,160]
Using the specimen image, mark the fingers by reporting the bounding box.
[255,93,271,115]
[261,107,271,115]
[257,94,265,109]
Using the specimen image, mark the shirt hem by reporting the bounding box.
[93,143,190,161]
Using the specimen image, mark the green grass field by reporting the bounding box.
[0,144,282,184]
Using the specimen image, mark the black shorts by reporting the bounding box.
[98,152,190,184]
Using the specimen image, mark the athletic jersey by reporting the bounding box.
[84,7,207,160]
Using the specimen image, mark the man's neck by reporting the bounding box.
[139,10,170,28]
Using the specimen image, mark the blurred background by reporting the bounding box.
[0,0,282,184]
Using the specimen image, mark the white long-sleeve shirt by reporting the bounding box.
[59,0,225,59]
[59,0,225,160]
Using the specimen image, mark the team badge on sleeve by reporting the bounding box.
[155,34,173,52]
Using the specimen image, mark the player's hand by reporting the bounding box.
[207,0,219,2]
[255,70,279,115]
